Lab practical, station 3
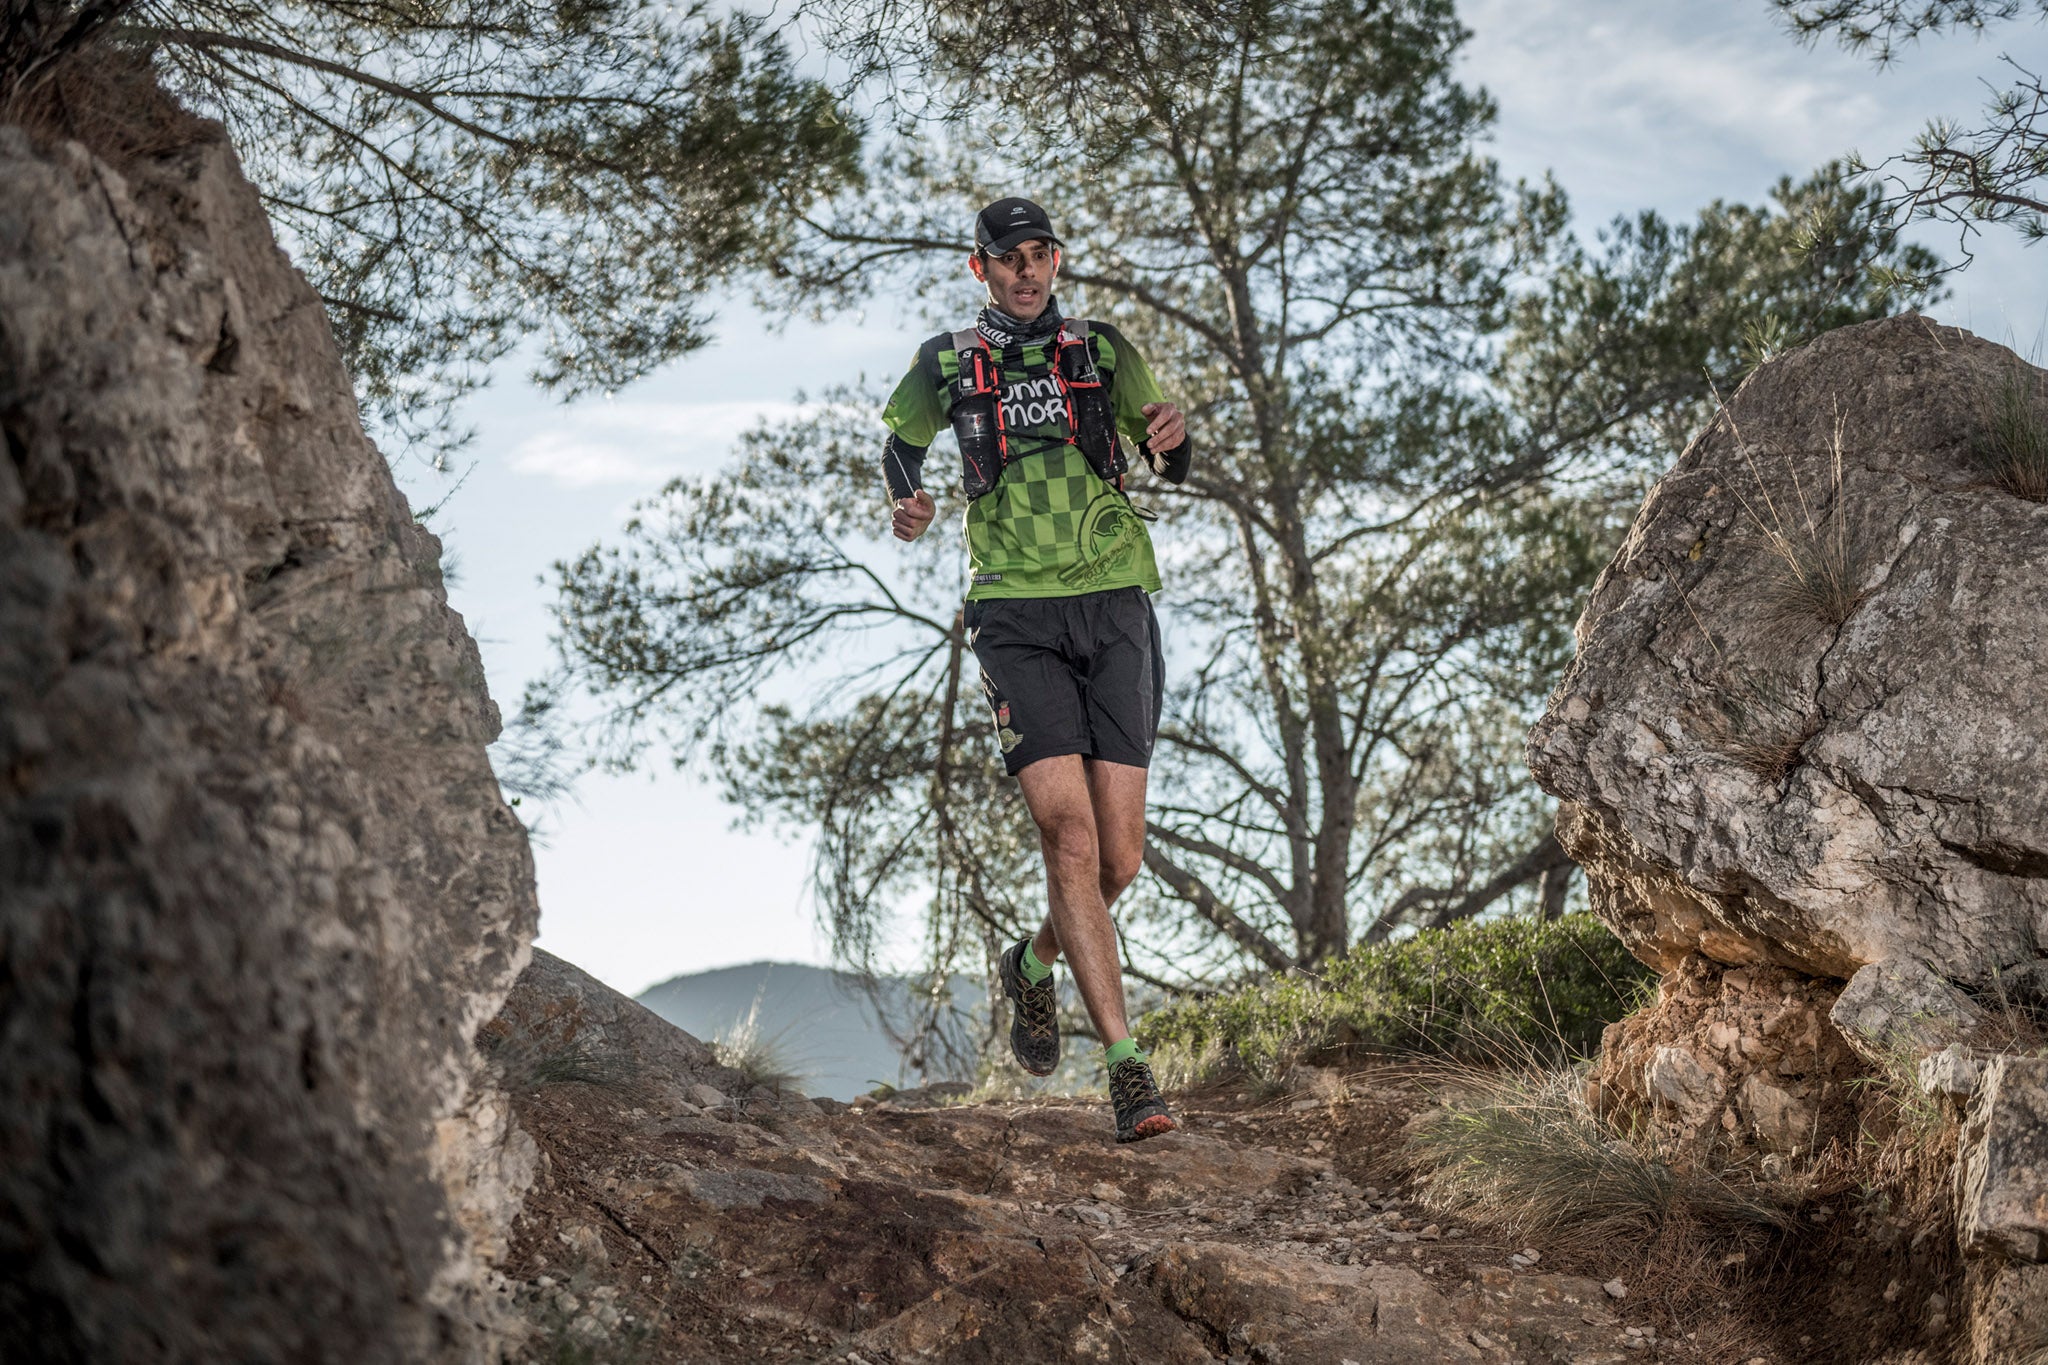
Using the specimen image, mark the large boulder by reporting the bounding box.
[0,93,535,1365]
[1531,315,2048,1057]
[1531,315,2048,1360]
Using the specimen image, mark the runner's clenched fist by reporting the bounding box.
[891,489,936,541]
[1142,402,1184,452]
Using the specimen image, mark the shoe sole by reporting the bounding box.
[1117,1113,1177,1143]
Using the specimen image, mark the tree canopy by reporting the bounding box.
[3,1,863,456]
[1774,0,2048,257]
[544,0,1940,1012]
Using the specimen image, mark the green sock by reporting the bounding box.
[1104,1037,1146,1068]
[1020,941,1054,985]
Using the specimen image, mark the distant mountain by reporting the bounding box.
[635,961,984,1101]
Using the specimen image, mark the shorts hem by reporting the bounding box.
[1004,745,1154,778]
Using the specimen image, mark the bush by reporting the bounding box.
[1138,913,1653,1080]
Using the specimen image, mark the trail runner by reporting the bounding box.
[882,197,1193,1143]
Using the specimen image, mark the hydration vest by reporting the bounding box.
[943,319,1129,500]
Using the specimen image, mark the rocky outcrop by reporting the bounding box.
[0,105,535,1363]
[1533,316,2048,1071]
[484,947,760,1115]
[1583,956,1863,1157]
[1533,315,2048,1017]
[1530,315,2048,1362]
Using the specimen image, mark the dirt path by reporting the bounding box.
[499,1065,1766,1364]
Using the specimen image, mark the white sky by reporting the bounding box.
[392,0,2048,997]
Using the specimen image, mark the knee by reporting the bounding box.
[1100,846,1143,898]
[1036,809,1099,865]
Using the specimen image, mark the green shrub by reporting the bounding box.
[1138,913,1653,1080]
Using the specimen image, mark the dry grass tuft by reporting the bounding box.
[483,1031,644,1095]
[1694,674,1823,783]
[1409,1065,1798,1250]
[7,44,213,172]
[1717,396,1877,630]
[712,997,806,1095]
[1975,367,2048,502]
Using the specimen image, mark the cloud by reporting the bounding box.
[509,398,818,488]
[1457,0,1951,222]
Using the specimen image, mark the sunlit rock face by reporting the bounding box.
[0,104,536,1362]
[1530,315,2048,1363]
[1532,314,2048,1054]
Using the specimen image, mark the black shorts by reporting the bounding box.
[963,586,1164,777]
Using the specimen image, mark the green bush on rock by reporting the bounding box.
[1140,914,1653,1083]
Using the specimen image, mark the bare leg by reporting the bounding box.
[1018,756,1149,1047]
[1030,756,1149,963]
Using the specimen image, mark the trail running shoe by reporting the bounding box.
[998,938,1061,1076]
[1109,1056,1178,1143]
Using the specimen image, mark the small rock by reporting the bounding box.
[687,1082,728,1108]
[1603,1278,1628,1300]
[1518,1247,1541,1262]
[1419,1224,1441,1240]
[1471,1331,1495,1349]
[1290,1098,1320,1112]
[1091,1182,1122,1203]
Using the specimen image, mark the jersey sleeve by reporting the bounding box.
[880,342,949,500]
[1094,322,1166,444]
[881,346,947,448]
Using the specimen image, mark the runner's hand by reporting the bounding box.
[1142,402,1185,451]
[892,489,936,542]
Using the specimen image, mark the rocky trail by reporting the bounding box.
[490,953,1770,1365]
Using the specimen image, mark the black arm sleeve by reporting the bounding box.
[1141,434,1193,485]
[882,431,929,500]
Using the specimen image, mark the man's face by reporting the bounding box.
[971,239,1059,320]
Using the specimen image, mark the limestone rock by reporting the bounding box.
[1141,1243,1484,1363]
[0,110,535,1361]
[1957,1056,2048,1262]
[1921,1044,1998,1100]
[1646,1044,1727,1131]
[1531,316,2048,992]
[1830,959,1986,1063]
[484,946,753,1114]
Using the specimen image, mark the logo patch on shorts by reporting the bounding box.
[998,727,1023,753]
[997,702,1011,727]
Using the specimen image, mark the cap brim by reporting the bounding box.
[980,228,1061,256]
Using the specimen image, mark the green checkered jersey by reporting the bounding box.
[882,321,1166,601]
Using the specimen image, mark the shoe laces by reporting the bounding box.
[1109,1057,1162,1112]
[1016,973,1057,1040]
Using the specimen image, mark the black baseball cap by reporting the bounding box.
[974,197,1062,256]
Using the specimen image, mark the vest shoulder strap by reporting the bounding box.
[951,328,983,356]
